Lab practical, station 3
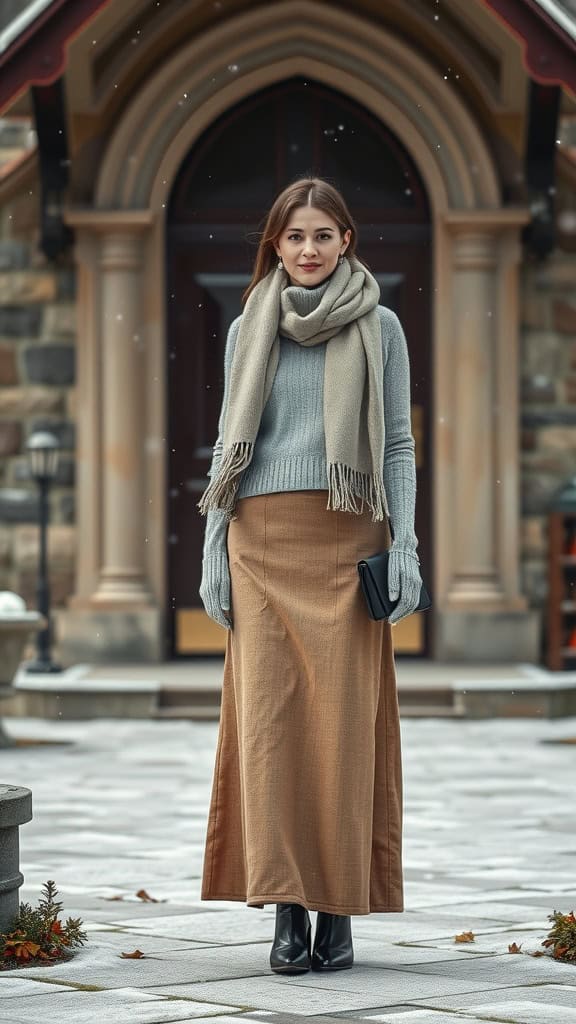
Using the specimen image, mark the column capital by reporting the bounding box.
[452,232,498,270]
[63,208,155,233]
[99,232,145,271]
[442,208,531,233]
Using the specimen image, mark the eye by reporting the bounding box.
[287,233,332,241]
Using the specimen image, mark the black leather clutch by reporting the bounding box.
[357,549,432,622]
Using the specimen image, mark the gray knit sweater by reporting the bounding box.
[201,277,417,582]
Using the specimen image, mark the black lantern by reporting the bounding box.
[23,431,62,674]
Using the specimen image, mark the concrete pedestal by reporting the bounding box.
[0,785,32,934]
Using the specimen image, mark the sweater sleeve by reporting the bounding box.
[201,315,242,561]
[380,308,418,553]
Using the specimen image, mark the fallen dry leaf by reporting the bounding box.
[3,939,42,962]
[120,949,146,959]
[100,890,168,903]
[508,942,522,953]
[454,930,475,943]
[135,889,166,903]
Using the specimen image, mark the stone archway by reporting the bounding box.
[62,0,538,662]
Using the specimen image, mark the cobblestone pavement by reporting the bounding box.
[1,714,576,1023]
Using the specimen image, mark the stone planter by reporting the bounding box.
[0,593,45,748]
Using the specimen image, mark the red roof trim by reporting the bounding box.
[479,0,576,94]
[0,0,114,113]
[1,0,575,115]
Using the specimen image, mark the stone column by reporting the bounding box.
[450,230,503,604]
[59,211,160,661]
[435,211,540,660]
[92,229,151,605]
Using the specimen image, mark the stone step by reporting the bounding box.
[398,685,455,709]
[153,703,464,720]
[152,704,461,720]
[153,705,220,720]
[398,704,464,718]
[5,665,576,719]
[153,685,462,720]
[157,687,221,709]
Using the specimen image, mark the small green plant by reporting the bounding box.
[542,910,576,962]
[0,880,88,969]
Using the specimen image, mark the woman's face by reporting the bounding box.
[274,206,351,288]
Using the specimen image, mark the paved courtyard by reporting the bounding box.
[0,713,575,1023]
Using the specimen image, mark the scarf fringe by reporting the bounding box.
[198,446,388,523]
[327,462,388,522]
[197,441,254,517]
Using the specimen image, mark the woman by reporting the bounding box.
[197,177,423,975]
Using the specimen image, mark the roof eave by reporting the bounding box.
[0,0,113,115]
[479,0,576,94]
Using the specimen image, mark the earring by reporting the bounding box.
[339,255,345,264]
[277,258,283,270]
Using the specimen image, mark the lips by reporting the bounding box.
[300,264,320,268]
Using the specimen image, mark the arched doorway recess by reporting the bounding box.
[166,77,432,656]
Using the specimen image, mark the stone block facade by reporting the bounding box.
[0,231,77,612]
[520,254,576,617]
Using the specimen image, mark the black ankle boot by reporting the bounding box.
[270,903,312,973]
[311,911,354,970]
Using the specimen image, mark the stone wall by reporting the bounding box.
[520,251,576,623]
[0,201,77,611]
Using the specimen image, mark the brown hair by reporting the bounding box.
[241,176,368,306]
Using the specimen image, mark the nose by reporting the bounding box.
[302,239,319,257]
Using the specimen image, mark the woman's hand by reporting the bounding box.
[199,551,233,630]
[387,545,422,625]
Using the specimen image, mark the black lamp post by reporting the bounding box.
[23,431,62,674]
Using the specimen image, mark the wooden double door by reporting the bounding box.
[166,77,432,658]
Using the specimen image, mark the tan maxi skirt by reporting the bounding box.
[200,489,404,915]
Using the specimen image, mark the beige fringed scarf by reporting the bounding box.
[197,253,387,522]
